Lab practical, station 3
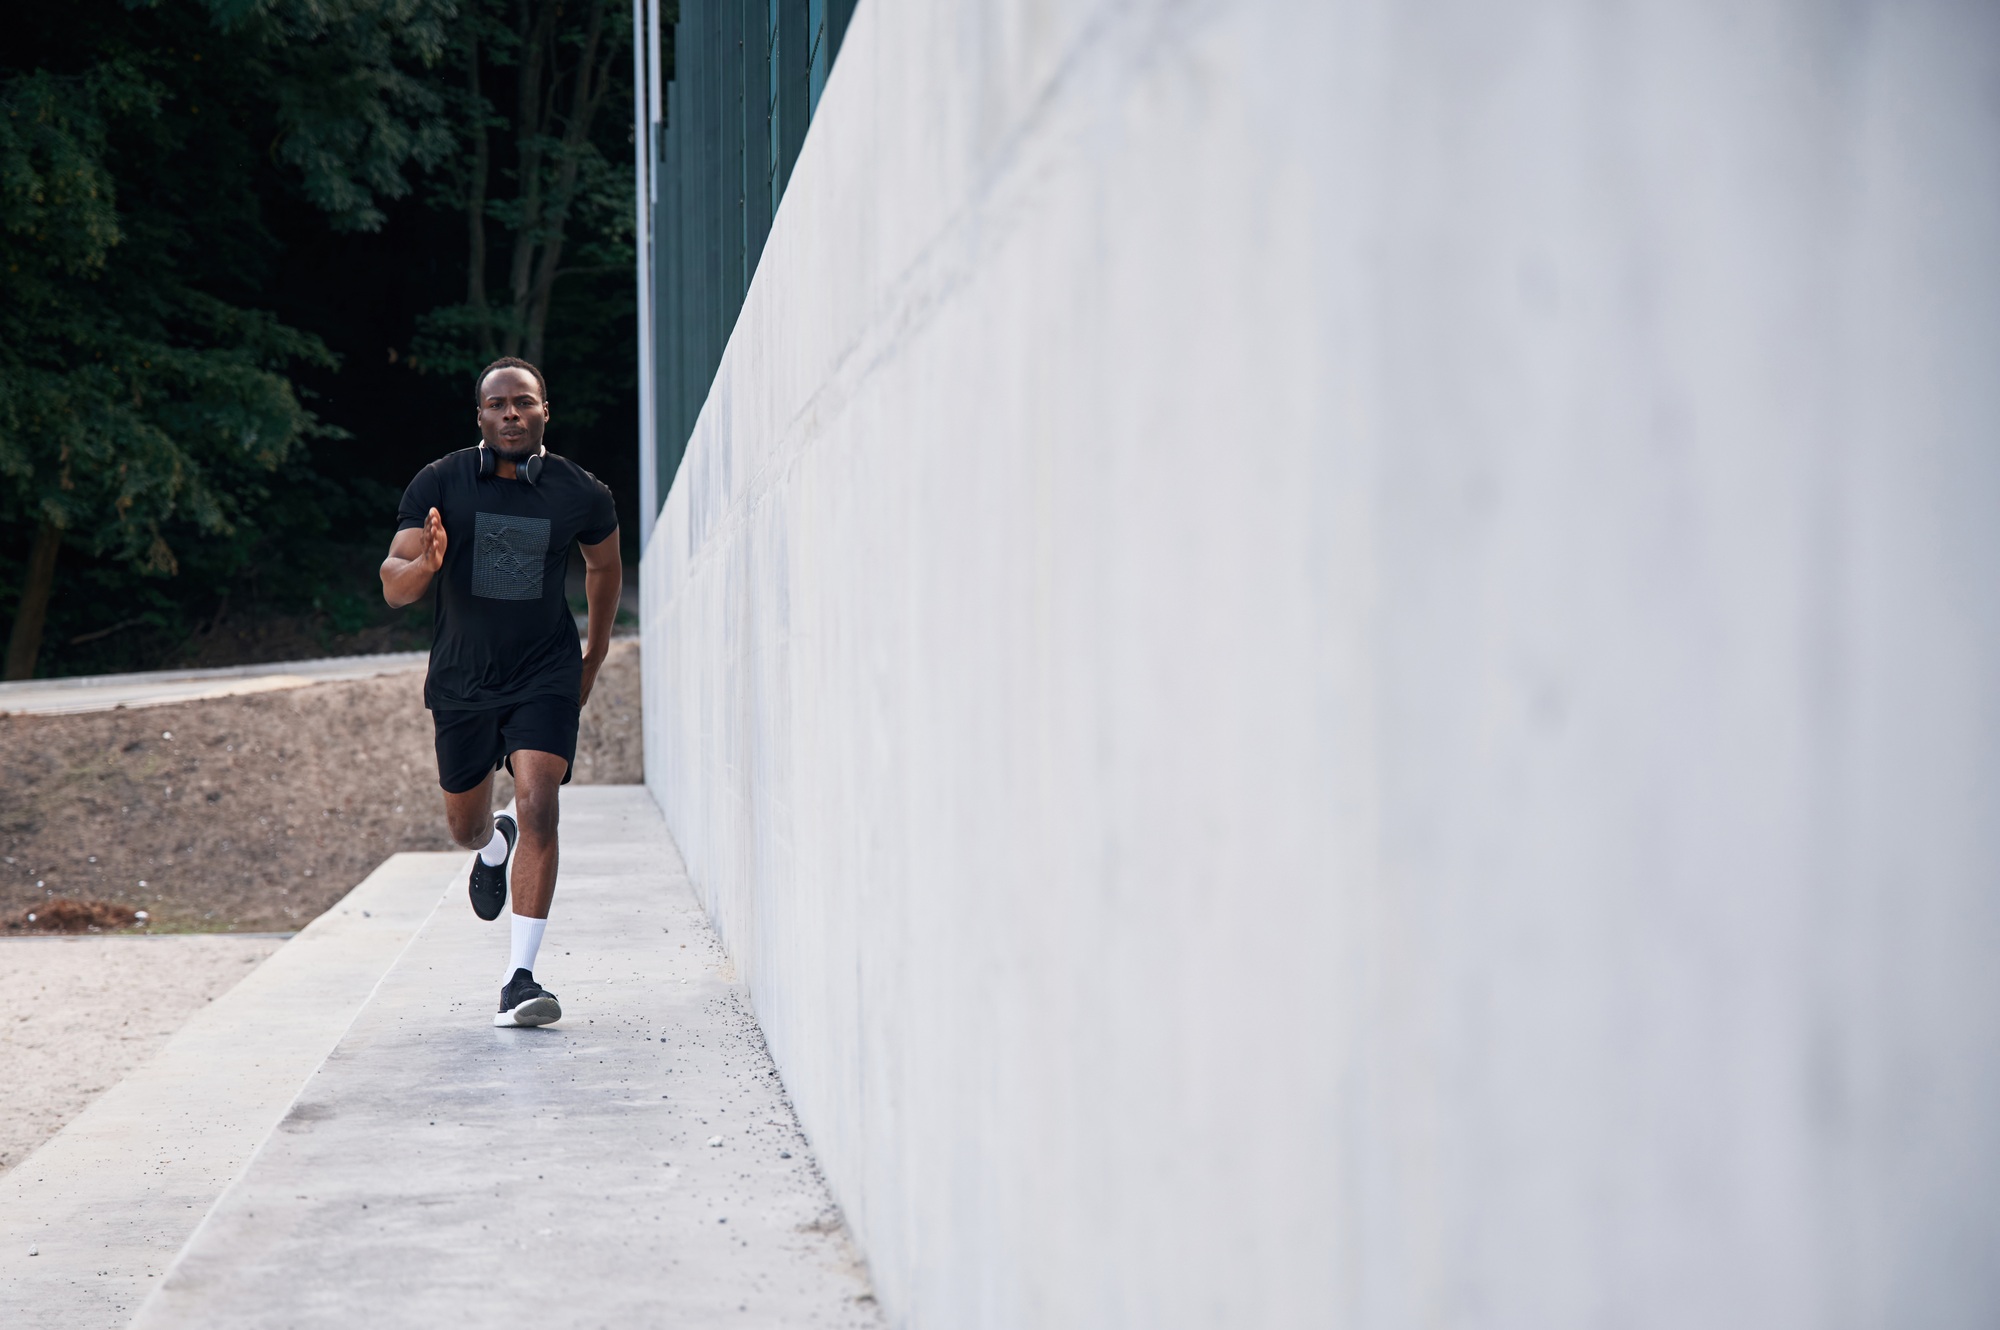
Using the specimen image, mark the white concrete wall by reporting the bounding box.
[641,2,2000,1324]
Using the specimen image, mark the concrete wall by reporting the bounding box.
[640,2,2000,1324]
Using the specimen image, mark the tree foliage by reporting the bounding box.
[3,0,637,680]
[0,0,460,676]
[2,66,322,575]
[411,0,633,376]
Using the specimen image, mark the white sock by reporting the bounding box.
[477,824,509,867]
[507,913,547,979]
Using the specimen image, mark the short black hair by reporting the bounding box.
[475,356,548,406]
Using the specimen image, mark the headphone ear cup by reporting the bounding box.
[478,444,494,478]
[524,453,543,485]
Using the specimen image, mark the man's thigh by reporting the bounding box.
[433,707,505,794]
[432,709,503,845]
[499,695,581,788]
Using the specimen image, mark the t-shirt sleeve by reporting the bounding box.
[576,473,618,547]
[395,464,442,533]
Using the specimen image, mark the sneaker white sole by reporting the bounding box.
[494,995,561,1027]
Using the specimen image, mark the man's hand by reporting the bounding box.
[380,508,448,608]
[417,507,446,571]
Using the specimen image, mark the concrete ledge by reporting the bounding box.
[0,851,462,1329]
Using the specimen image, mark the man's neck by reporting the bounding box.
[491,443,543,480]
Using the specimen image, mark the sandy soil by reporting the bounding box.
[0,639,642,933]
[0,934,285,1174]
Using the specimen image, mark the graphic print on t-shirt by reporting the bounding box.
[471,511,552,600]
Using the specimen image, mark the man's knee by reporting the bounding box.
[446,808,491,849]
[440,780,495,848]
[515,782,560,842]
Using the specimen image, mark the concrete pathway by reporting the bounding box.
[132,787,877,1328]
[0,652,429,717]
[0,853,457,1328]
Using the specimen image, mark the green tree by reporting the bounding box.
[412,0,633,376]
[0,0,456,679]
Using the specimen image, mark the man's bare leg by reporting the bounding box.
[438,753,564,918]
[504,749,567,920]
[450,748,565,1026]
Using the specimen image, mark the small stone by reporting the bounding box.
[707,1135,723,1148]
[27,1247,36,1256]
[779,1151,792,1160]
[161,731,172,740]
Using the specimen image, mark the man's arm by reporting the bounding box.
[578,527,622,707]
[381,507,447,608]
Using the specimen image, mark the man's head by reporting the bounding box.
[475,357,550,460]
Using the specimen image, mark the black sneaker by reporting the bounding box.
[494,967,561,1027]
[468,813,517,921]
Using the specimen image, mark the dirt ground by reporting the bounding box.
[0,934,286,1174]
[0,639,641,933]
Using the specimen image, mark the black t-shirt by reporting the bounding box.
[395,446,617,711]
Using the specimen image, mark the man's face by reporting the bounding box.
[477,367,550,459]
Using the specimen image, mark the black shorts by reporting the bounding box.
[432,695,580,794]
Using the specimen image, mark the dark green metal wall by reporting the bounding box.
[651,0,857,509]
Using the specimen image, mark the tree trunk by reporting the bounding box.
[521,0,614,364]
[466,32,495,359]
[503,0,556,357]
[476,0,622,367]
[4,519,62,681]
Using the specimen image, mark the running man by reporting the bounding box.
[379,356,621,1027]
